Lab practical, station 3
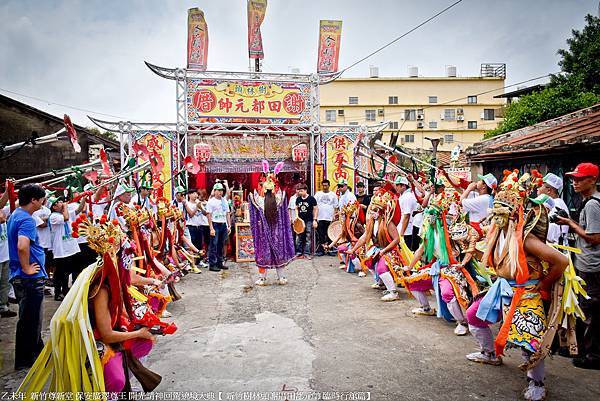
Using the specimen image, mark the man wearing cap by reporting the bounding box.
[337,179,356,210]
[132,182,156,214]
[538,172,570,245]
[108,183,135,232]
[395,176,419,251]
[460,173,496,224]
[356,182,371,211]
[556,162,600,370]
[206,183,231,272]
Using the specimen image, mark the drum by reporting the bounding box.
[292,218,306,234]
[327,220,343,241]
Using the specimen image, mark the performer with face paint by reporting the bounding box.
[326,201,366,275]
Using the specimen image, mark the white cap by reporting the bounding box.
[113,184,134,199]
[477,173,498,189]
[394,176,409,186]
[543,173,563,192]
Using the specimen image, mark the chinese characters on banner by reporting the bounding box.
[247,0,267,59]
[187,79,310,122]
[187,8,209,70]
[133,131,175,201]
[325,135,354,190]
[317,20,342,74]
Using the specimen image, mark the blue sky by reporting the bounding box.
[0,0,597,127]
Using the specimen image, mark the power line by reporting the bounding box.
[341,0,464,73]
[0,87,129,120]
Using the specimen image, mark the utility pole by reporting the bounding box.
[425,137,441,182]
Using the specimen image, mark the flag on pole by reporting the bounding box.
[187,8,209,70]
[317,20,342,74]
[247,0,267,59]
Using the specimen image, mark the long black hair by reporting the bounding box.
[264,189,278,226]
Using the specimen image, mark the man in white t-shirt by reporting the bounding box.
[538,173,570,246]
[48,197,80,301]
[314,179,339,256]
[108,184,135,232]
[0,204,16,317]
[395,176,419,251]
[206,183,231,272]
[337,179,356,210]
[460,173,496,224]
[131,182,156,214]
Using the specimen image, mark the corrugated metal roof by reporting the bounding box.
[467,103,600,161]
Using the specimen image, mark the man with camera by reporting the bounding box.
[539,173,570,245]
[556,163,600,370]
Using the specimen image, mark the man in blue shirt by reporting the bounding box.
[7,184,47,370]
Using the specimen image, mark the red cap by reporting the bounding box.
[566,163,599,179]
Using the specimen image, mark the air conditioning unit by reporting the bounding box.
[480,112,485,120]
[457,116,465,121]
[457,108,464,115]
[417,122,424,129]
[440,113,445,120]
[417,114,424,120]
[338,109,345,116]
[377,109,384,117]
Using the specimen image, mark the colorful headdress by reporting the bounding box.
[494,169,542,214]
[261,160,284,192]
[72,214,124,255]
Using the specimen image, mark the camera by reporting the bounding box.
[549,207,569,223]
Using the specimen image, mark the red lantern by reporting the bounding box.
[292,143,308,162]
[194,143,212,163]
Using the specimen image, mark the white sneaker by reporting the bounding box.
[358,271,366,277]
[371,282,385,289]
[411,307,436,316]
[161,310,172,318]
[339,263,346,270]
[454,323,469,336]
[277,278,288,286]
[524,381,546,401]
[255,278,268,286]
[380,290,399,302]
[466,351,502,366]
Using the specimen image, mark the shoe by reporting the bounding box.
[209,266,221,272]
[161,310,172,318]
[371,282,385,289]
[328,251,338,257]
[339,263,346,270]
[572,357,600,370]
[220,265,229,270]
[277,278,288,286]
[54,294,64,301]
[8,296,17,304]
[0,310,17,318]
[466,351,502,366]
[198,261,209,268]
[411,306,436,316]
[454,323,469,336]
[315,251,325,257]
[380,290,399,302]
[294,255,305,260]
[255,278,268,286]
[358,271,366,277]
[191,266,202,274]
[524,380,546,401]
[44,288,53,296]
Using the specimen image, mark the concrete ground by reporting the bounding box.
[1,256,600,400]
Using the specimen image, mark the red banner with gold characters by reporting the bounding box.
[317,20,342,74]
[187,8,209,70]
[132,131,176,201]
[187,79,311,123]
[325,135,354,189]
[247,0,267,59]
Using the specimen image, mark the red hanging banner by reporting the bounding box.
[247,0,267,60]
[317,20,342,74]
[187,8,209,70]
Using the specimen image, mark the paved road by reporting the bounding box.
[2,256,600,400]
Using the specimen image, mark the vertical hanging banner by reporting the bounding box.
[187,8,209,70]
[247,0,267,59]
[325,135,354,190]
[132,131,176,201]
[317,20,342,74]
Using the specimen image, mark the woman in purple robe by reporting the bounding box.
[248,162,295,286]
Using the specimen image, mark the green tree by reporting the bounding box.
[85,126,118,142]
[486,14,600,138]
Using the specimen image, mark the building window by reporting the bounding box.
[444,109,456,121]
[349,96,358,105]
[365,110,376,121]
[404,134,415,143]
[483,109,495,120]
[404,109,416,121]
[389,132,399,147]
[429,121,438,129]
[349,121,359,126]
[467,95,477,104]
[428,96,438,104]
[389,121,399,129]
[325,110,336,122]
[468,121,477,129]
[338,109,345,116]
[444,134,454,143]
[388,96,398,104]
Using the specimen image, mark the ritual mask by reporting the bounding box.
[491,204,511,229]
[450,222,469,241]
